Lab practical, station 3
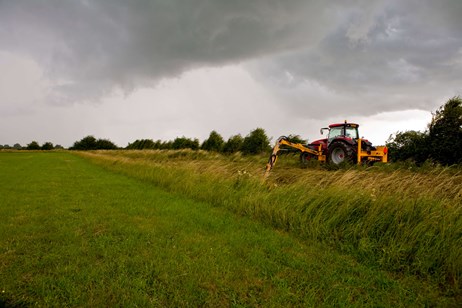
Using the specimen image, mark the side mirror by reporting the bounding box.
[320,128,329,135]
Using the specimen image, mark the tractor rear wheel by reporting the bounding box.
[328,141,355,165]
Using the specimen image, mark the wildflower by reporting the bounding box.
[371,188,377,202]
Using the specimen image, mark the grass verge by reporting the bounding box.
[0,151,458,306]
[76,150,462,298]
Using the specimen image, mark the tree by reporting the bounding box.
[201,131,224,152]
[13,143,22,150]
[71,136,97,150]
[428,96,462,165]
[26,141,41,150]
[126,139,156,150]
[70,136,117,150]
[126,139,140,149]
[54,144,64,150]
[159,140,173,150]
[280,134,308,154]
[223,134,244,154]
[386,131,429,163]
[96,139,118,150]
[41,142,54,150]
[153,140,163,149]
[172,137,199,150]
[386,96,462,165]
[241,128,271,155]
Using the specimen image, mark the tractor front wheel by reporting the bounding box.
[328,141,355,165]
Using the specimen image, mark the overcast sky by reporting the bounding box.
[1,0,461,148]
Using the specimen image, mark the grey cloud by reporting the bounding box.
[1,0,460,120]
[248,0,462,117]
[0,0,335,102]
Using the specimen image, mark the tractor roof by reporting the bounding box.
[328,122,359,128]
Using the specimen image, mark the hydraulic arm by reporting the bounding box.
[264,136,324,178]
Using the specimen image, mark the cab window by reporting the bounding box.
[328,127,343,141]
[345,127,359,139]
[328,126,359,141]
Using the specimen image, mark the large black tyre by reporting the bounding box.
[328,141,355,165]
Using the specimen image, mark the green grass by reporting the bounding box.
[76,150,461,295]
[0,151,459,306]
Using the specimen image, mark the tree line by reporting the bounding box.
[70,128,272,155]
[125,128,272,155]
[3,97,461,166]
[0,128,273,155]
[0,141,64,151]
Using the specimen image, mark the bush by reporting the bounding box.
[96,139,118,150]
[386,131,429,164]
[280,134,308,154]
[223,134,244,154]
[201,131,224,152]
[126,139,156,150]
[428,96,462,165]
[26,141,41,150]
[172,137,199,150]
[70,136,117,150]
[159,140,173,150]
[241,128,271,155]
[386,96,462,166]
[41,142,54,150]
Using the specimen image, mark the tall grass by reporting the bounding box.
[76,150,462,294]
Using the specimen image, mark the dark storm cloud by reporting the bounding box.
[0,0,334,102]
[250,0,462,117]
[1,0,460,114]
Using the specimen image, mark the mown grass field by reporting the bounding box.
[1,151,461,306]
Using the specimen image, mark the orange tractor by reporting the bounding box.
[265,121,388,176]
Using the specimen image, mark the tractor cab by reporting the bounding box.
[313,122,359,150]
[323,122,359,145]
